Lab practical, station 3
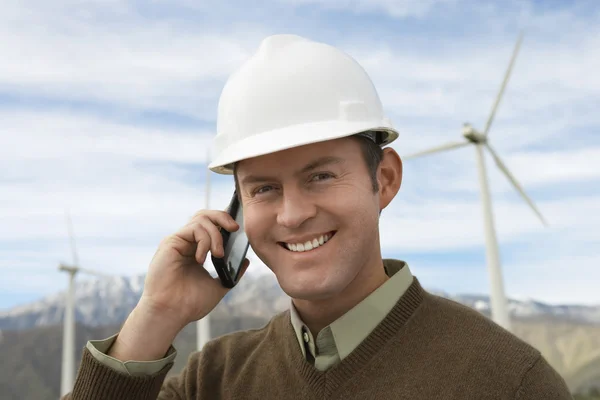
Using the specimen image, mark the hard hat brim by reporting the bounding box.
[209,120,399,175]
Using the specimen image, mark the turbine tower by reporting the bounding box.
[59,210,107,397]
[197,148,212,351]
[402,33,547,332]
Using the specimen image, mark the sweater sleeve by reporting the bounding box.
[514,355,573,400]
[60,346,177,400]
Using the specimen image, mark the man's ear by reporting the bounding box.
[377,148,403,211]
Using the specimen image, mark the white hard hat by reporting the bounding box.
[209,34,399,175]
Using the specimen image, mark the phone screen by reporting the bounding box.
[212,191,250,287]
[223,197,248,280]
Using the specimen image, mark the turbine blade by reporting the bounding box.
[402,141,470,160]
[483,32,524,136]
[485,144,548,226]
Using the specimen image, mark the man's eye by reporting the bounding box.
[311,173,333,182]
[255,185,274,194]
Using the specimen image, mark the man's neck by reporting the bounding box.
[292,258,389,337]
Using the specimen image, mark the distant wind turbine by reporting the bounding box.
[197,148,212,351]
[59,209,108,397]
[402,32,547,333]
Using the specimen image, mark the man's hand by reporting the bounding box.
[108,210,250,362]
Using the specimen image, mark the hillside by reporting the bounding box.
[2,315,600,398]
[0,317,269,400]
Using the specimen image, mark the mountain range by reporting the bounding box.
[1,271,599,398]
[2,272,599,330]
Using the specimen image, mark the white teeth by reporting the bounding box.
[285,233,333,252]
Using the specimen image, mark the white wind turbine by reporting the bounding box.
[197,148,212,351]
[59,210,107,397]
[402,33,547,332]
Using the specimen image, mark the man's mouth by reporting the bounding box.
[278,231,336,253]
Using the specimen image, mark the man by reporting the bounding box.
[64,34,572,399]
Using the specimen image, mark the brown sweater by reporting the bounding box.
[64,279,572,399]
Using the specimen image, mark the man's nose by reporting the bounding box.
[276,190,317,229]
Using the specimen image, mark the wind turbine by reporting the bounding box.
[197,148,212,351]
[59,210,107,397]
[402,33,547,332]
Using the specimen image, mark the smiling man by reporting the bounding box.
[63,34,572,399]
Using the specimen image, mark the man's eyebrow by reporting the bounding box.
[298,156,344,174]
[239,156,345,186]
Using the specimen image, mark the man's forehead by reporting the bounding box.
[238,155,347,183]
[236,138,359,182]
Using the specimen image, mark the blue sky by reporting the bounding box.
[1,0,599,310]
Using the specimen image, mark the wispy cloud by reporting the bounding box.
[272,0,460,18]
[1,1,263,119]
[1,110,213,163]
[1,0,598,309]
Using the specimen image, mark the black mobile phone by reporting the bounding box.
[211,191,250,288]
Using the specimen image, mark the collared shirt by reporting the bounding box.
[289,259,413,370]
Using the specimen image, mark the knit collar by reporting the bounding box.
[289,260,413,363]
[278,275,426,397]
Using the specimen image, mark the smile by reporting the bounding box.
[279,231,336,253]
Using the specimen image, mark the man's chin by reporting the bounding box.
[278,278,341,301]
[268,257,347,299]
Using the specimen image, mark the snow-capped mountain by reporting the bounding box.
[453,294,600,324]
[0,275,146,330]
[1,273,599,330]
[0,273,290,330]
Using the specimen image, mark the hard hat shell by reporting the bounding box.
[209,34,399,175]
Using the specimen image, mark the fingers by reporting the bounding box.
[196,219,225,258]
[194,230,210,265]
[167,210,239,264]
[190,210,239,233]
[163,224,210,263]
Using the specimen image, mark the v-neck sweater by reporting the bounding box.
[64,278,572,399]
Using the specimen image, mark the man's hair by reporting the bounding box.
[351,133,384,193]
[232,132,384,195]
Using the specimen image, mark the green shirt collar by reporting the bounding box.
[290,259,413,367]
